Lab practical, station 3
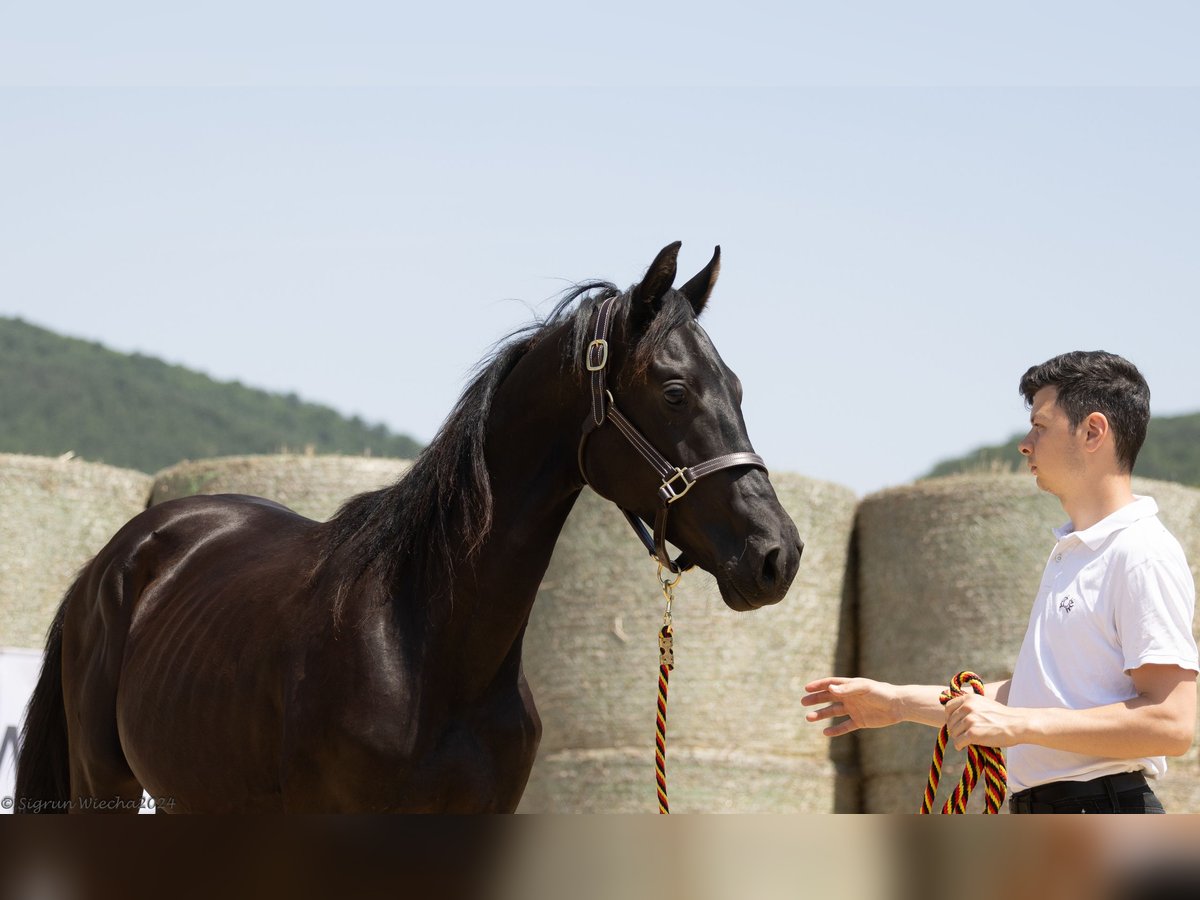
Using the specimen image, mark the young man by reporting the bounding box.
[804,351,1198,813]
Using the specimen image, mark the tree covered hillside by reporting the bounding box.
[0,317,422,473]
[926,412,1200,488]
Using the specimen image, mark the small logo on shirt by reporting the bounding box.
[1059,596,1075,614]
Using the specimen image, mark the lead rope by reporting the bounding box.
[919,670,1008,814]
[655,566,679,814]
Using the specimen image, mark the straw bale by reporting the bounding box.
[856,474,1064,812]
[0,454,152,649]
[857,474,1200,814]
[518,748,848,814]
[517,473,858,813]
[1135,478,1200,813]
[149,454,411,522]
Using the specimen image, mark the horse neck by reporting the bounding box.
[435,323,587,689]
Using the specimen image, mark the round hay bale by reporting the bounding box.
[149,454,412,522]
[1133,477,1200,814]
[517,472,859,813]
[857,474,1200,814]
[856,474,1063,813]
[0,454,152,649]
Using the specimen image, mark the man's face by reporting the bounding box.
[1018,386,1085,496]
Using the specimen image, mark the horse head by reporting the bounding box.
[578,242,803,611]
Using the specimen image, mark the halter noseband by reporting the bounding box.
[576,293,768,574]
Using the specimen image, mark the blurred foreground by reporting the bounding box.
[1,815,1198,900]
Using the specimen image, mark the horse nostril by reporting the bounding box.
[760,545,782,588]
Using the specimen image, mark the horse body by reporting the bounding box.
[17,243,802,812]
[74,319,580,812]
[73,494,553,814]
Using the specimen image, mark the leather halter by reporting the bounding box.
[576,293,768,574]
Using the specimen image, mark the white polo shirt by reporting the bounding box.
[1007,495,1199,793]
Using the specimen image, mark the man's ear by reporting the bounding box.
[1083,412,1111,452]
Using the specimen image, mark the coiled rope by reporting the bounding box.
[919,671,1007,814]
[655,567,678,814]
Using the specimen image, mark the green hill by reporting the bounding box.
[926,412,1200,487]
[0,316,422,472]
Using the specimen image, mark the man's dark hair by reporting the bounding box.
[1019,350,1150,473]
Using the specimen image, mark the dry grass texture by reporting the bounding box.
[0,454,152,649]
[518,474,859,813]
[149,454,412,522]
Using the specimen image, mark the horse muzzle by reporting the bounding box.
[716,526,803,611]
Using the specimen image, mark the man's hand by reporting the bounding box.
[801,677,904,737]
[943,693,1026,750]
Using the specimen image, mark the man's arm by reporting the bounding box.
[803,676,1011,735]
[945,663,1197,756]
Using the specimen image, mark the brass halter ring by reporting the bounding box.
[657,564,683,589]
[657,564,681,623]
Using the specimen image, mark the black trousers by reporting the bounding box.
[1009,772,1164,814]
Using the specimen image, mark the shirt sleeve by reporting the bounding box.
[1116,557,1200,674]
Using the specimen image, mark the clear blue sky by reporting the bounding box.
[2,4,1198,494]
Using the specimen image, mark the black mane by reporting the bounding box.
[317,281,698,617]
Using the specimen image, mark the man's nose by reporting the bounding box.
[1018,434,1033,456]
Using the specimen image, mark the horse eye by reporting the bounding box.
[663,384,687,405]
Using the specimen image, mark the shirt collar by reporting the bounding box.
[1053,495,1159,550]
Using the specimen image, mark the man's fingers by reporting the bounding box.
[828,680,870,697]
[804,676,849,693]
[801,688,849,707]
[805,702,843,723]
[823,719,861,738]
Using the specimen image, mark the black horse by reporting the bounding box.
[16,242,802,812]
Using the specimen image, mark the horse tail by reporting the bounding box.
[14,590,72,813]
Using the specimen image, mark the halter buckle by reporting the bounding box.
[659,468,696,504]
[585,339,609,372]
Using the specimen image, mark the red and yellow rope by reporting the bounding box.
[919,671,1007,814]
[655,622,673,814]
[654,567,678,815]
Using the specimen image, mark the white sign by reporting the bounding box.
[0,648,44,814]
[1,648,155,813]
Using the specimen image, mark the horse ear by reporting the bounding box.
[679,245,720,316]
[630,242,681,317]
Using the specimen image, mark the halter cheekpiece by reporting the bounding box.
[576,292,768,573]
